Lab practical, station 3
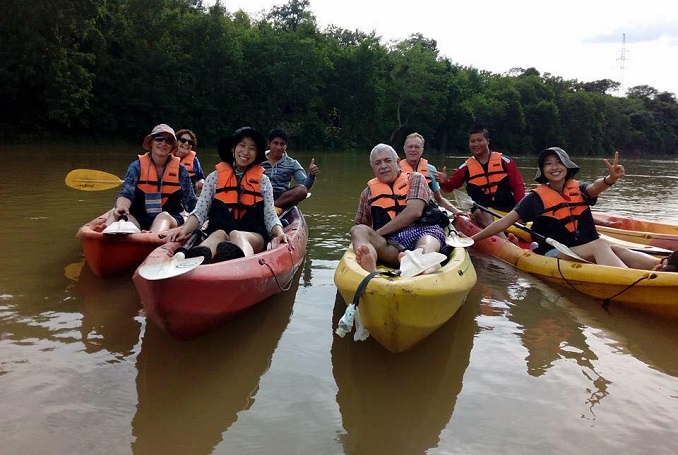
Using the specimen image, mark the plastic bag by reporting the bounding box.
[353,307,370,341]
[335,304,356,338]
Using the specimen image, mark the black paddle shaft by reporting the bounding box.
[472,203,547,242]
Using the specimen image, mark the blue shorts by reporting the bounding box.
[386,225,448,254]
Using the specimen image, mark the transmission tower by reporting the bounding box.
[616,33,629,95]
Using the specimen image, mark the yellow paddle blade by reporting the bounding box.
[65,169,124,191]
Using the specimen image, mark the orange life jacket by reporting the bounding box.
[136,153,181,205]
[367,173,409,229]
[214,162,265,218]
[532,180,588,234]
[399,158,432,187]
[207,162,267,238]
[465,152,507,199]
[178,150,197,178]
[529,180,599,249]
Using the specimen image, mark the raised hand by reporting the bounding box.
[433,166,448,183]
[309,157,320,176]
[603,151,625,182]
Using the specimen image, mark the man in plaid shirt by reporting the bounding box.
[350,143,447,273]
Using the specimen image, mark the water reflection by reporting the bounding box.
[471,257,614,413]
[74,263,142,360]
[131,271,301,455]
[531,284,678,380]
[3,145,678,454]
[331,292,477,454]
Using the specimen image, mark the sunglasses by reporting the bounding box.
[153,135,175,144]
[178,137,195,146]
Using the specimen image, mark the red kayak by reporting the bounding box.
[76,212,165,278]
[133,207,309,340]
[593,212,678,250]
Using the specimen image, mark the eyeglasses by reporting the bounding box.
[178,137,195,146]
[153,135,175,144]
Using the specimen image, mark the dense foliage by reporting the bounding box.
[2,0,677,155]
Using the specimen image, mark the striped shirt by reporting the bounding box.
[261,152,315,199]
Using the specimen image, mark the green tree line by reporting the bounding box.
[2,0,677,155]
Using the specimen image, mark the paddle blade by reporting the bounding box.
[118,220,141,234]
[102,215,141,235]
[65,169,124,191]
[102,221,122,234]
[453,190,475,211]
[399,248,446,278]
[544,238,590,263]
[137,255,204,280]
[446,233,474,248]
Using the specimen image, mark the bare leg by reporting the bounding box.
[349,224,400,271]
[611,245,663,270]
[414,234,443,274]
[569,238,626,267]
[228,230,265,257]
[274,186,308,210]
[149,212,179,232]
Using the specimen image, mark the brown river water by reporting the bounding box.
[1,143,677,454]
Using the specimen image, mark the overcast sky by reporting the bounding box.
[216,0,678,96]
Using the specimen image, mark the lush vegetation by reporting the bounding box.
[2,0,677,155]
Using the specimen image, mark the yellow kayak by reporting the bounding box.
[333,245,477,353]
[455,215,678,319]
[491,209,532,242]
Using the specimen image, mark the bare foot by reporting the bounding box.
[507,233,520,245]
[355,244,378,272]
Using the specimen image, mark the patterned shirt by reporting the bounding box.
[354,172,432,226]
[261,151,315,199]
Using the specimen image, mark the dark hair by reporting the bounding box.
[217,127,266,164]
[175,128,197,148]
[268,127,288,143]
[468,124,489,140]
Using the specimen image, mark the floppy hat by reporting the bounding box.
[217,127,266,164]
[142,124,177,151]
[535,147,580,183]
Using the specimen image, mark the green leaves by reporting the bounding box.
[2,0,676,157]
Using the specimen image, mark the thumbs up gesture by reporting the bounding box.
[433,166,448,183]
[309,157,320,176]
